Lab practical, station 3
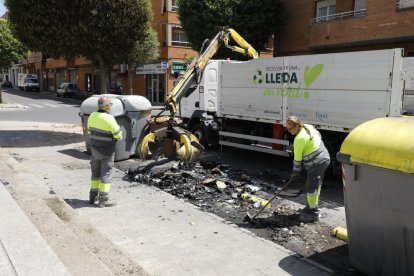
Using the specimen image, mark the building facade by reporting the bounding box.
[277,0,414,56]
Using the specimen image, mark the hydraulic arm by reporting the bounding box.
[137,27,258,163]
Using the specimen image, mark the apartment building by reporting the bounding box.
[277,0,414,56]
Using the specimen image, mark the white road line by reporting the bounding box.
[28,104,44,108]
[43,103,60,108]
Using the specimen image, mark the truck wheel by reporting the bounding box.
[191,124,207,148]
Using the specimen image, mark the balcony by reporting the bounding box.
[397,1,414,9]
[311,9,366,24]
[171,41,191,48]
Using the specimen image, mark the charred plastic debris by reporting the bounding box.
[127,160,296,222]
[126,159,351,273]
[126,160,347,264]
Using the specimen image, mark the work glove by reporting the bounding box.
[290,172,301,182]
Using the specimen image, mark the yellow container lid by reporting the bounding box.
[340,116,414,174]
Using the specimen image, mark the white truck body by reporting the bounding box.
[403,57,414,114]
[17,73,39,91]
[179,48,409,171]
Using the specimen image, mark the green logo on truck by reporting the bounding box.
[252,69,263,85]
[304,64,324,89]
[254,64,324,99]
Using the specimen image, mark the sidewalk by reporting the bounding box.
[0,121,334,275]
[0,182,70,276]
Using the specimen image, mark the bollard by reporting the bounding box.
[332,227,348,242]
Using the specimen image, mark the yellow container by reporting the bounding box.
[332,227,348,242]
[240,193,271,208]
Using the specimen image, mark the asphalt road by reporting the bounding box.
[0,87,82,125]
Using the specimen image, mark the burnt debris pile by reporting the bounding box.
[127,160,286,213]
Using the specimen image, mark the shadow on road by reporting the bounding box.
[58,148,90,160]
[307,244,366,276]
[3,88,81,106]
[0,130,84,148]
[278,254,332,276]
[64,198,95,209]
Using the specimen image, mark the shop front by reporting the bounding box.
[136,62,167,105]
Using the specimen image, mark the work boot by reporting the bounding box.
[298,208,319,223]
[298,205,312,214]
[98,195,117,208]
[89,191,99,204]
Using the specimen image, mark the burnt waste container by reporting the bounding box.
[79,94,152,161]
[337,116,414,276]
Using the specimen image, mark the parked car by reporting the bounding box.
[110,84,122,95]
[57,83,77,98]
[1,80,13,88]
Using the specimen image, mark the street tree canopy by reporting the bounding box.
[0,19,27,70]
[177,0,287,57]
[5,0,154,93]
[127,24,159,94]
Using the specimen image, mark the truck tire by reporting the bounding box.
[191,123,208,148]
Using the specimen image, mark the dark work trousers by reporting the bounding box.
[304,143,330,209]
[90,148,115,197]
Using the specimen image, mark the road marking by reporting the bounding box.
[29,104,44,108]
[43,103,60,108]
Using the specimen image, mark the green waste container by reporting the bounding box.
[79,94,152,161]
[337,116,414,276]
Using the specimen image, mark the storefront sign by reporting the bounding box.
[171,62,187,74]
[136,63,166,74]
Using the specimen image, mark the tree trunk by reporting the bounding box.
[99,58,110,94]
[128,63,133,95]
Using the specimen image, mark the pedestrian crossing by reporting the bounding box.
[24,103,77,109]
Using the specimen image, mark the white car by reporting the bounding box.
[57,83,77,98]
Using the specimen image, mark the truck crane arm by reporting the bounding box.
[138,27,258,163]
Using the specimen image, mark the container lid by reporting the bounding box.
[340,117,414,173]
[79,94,152,116]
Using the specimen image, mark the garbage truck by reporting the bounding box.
[177,48,412,174]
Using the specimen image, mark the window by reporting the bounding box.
[316,0,336,22]
[354,0,366,10]
[172,26,190,47]
[171,0,179,11]
[398,0,414,9]
[161,0,179,13]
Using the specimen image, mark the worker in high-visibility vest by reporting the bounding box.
[87,96,122,207]
[286,116,330,223]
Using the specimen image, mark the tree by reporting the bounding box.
[0,18,27,70]
[127,25,159,95]
[177,0,287,57]
[5,0,153,93]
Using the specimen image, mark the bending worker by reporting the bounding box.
[286,116,330,223]
[87,96,122,207]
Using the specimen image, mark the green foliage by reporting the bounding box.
[5,0,154,67]
[128,24,159,66]
[177,0,287,55]
[5,0,155,93]
[0,19,27,69]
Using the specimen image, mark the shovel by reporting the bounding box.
[244,178,293,223]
